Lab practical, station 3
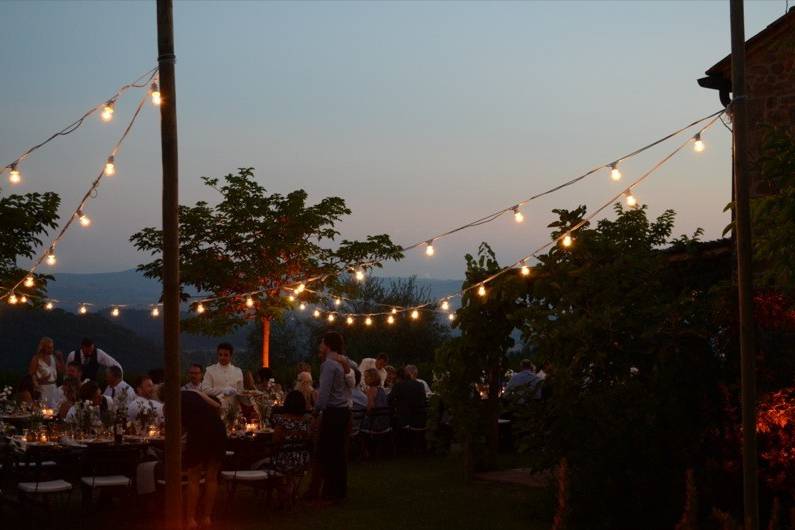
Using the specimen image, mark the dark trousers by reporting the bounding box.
[317,406,350,500]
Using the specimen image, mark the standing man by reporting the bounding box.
[375,353,389,386]
[183,363,204,390]
[201,343,244,398]
[314,331,351,502]
[66,337,123,382]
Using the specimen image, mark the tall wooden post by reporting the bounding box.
[729,1,758,529]
[261,317,271,367]
[156,0,182,528]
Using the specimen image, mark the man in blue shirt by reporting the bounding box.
[314,331,351,501]
[505,359,543,398]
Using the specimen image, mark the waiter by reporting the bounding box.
[201,342,244,398]
[66,337,123,382]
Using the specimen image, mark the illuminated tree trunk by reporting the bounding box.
[261,316,271,367]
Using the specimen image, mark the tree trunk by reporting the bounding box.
[261,316,271,367]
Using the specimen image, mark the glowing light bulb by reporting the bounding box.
[101,101,114,122]
[477,285,486,297]
[79,305,88,315]
[299,303,306,311]
[46,252,57,266]
[387,315,395,325]
[521,265,531,276]
[245,297,254,308]
[610,163,622,181]
[8,165,21,184]
[150,82,161,106]
[19,295,28,304]
[24,275,35,288]
[111,307,120,317]
[334,297,342,307]
[151,307,160,317]
[625,191,637,208]
[448,313,455,321]
[513,206,524,223]
[196,303,205,314]
[562,234,573,248]
[105,156,116,176]
[425,241,435,257]
[346,316,354,325]
[313,309,321,318]
[410,309,419,320]
[77,210,91,227]
[45,301,54,310]
[295,283,306,294]
[693,133,705,152]
[287,295,295,302]
[441,300,449,311]
[365,316,373,326]
[328,313,336,323]
[391,308,398,315]
[355,269,365,281]
[8,294,18,304]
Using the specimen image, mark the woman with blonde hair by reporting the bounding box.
[28,336,63,407]
[294,370,317,411]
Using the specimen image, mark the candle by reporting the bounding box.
[245,422,257,433]
[41,408,54,419]
[147,426,158,438]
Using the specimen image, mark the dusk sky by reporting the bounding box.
[0,1,787,279]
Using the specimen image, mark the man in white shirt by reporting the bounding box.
[54,361,90,406]
[103,365,133,401]
[66,337,123,382]
[201,343,244,398]
[127,375,164,424]
[406,364,433,397]
[375,353,389,386]
[182,363,204,391]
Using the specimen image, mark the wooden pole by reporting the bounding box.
[729,1,758,529]
[261,317,271,367]
[156,0,182,528]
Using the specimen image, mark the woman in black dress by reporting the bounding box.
[181,388,226,529]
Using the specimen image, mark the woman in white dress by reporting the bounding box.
[28,337,63,407]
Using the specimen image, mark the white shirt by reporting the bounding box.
[201,363,244,397]
[65,396,115,423]
[66,348,123,374]
[182,381,202,391]
[103,380,133,401]
[416,378,433,397]
[127,395,164,424]
[351,388,368,410]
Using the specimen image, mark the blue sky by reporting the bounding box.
[0,1,787,279]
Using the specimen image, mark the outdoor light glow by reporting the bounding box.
[313,309,321,318]
[521,265,531,276]
[150,83,161,106]
[355,269,365,281]
[610,163,622,181]
[295,283,305,294]
[196,303,205,314]
[45,301,54,311]
[625,191,637,207]
[8,294,18,305]
[693,133,705,152]
[8,165,21,184]
[327,314,335,322]
[513,207,524,223]
[111,307,120,317]
[299,303,306,311]
[346,316,354,325]
[101,102,114,122]
[46,252,57,266]
[411,309,419,320]
[448,313,455,321]
[387,315,395,324]
[77,210,91,227]
[24,276,35,288]
[287,295,295,302]
[151,307,159,317]
[19,295,28,304]
[79,305,87,314]
[441,300,449,311]
[477,285,486,297]
[562,234,573,247]
[425,241,435,256]
[391,308,397,314]
[334,298,342,306]
[105,156,116,176]
[245,297,254,308]
[365,316,372,326]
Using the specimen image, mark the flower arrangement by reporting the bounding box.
[69,400,101,434]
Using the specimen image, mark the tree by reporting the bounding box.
[130,168,403,366]
[0,190,60,302]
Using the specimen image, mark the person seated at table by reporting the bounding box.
[15,374,40,404]
[360,368,390,432]
[148,368,165,402]
[350,369,367,411]
[182,363,204,391]
[295,370,318,411]
[103,365,133,401]
[383,365,398,395]
[66,337,123,382]
[65,381,113,424]
[28,336,63,408]
[127,375,164,424]
[201,342,243,398]
[54,361,88,405]
[57,377,81,420]
[405,364,433,397]
[271,390,313,496]
[505,359,542,398]
[388,366,428,429]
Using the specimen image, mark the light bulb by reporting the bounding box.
[196,303,205,314]
[79,305,88,315]
[245,297,254,308]
[477,285,486,297]
[19,295,28,304]
[299,303,306,311]
[8,294,18,304]
[562,234,573,248]
[346,316,354,325]
[111,307,120,317]
[24,275,35,288]
[334,297,342,306]
[441,300,449,311]
[625,191,637,208]
[46,252,57,266]
[520,265,531,276]
[391,308,398,315]
[150,83,161,106]
[45,301,54,310]
[355,269,365,281]
[287,295,295,302]
[8,165,21,184]
[313,309,321,318]
[77,210,91,227]
[295,283,306,294]
[410,309,419,320]
[387,315,395,325]
[365,316,373,326]
[328,314,335,322]
[151,307,160,317]
[448,313,455,321]
[513,207,524,223]
[610,163,622,181]
[105,156,116,176]
[693,134,705,152]
[101,102,114,122]
[425,241,435,257]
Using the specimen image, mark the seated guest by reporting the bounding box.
[201,342,244,398]
[55,361,88,404]
[357,358,377,387]
[66,381,113,424]
[57,377,81,420]
[360,368,390,432]
[505,359,542,398]
[350,369,367,411]
[182,363,204,390]
[103,365,133,400]
[388,367,428,429]
[66,337,123,382]
[271,390,313,476]
[405,364,432,397]
[148,368,165,402]
[383,365,397,394]
[127,375,164,424]
[295,371,318,411]
[181,386,226,529]
[15,374,40,404]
